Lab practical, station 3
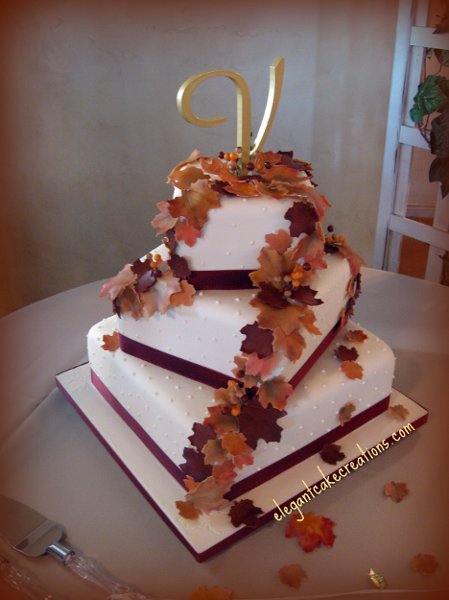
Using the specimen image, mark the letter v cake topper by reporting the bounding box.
[177,57,285,167]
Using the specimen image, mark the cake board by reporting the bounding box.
[56,364,428,562]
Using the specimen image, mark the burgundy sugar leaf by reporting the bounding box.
[334,345,359,362]
[188,423,216,452]
[284,202,319,237]
[131,257,152,278]
[136,269,161,294]
[168,253,191,279]
[290,285,323,306]
[180,447,213,482]
[319,443,346,465]
[256,283,289,309]
[240,322,274,358]
[229,498,263,528]
[238,397,286,449]
[164,228,177,254]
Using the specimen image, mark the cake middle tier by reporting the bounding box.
[88,316,395,499]
[117,252,351,387]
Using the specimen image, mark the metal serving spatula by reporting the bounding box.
[0,495,148,599]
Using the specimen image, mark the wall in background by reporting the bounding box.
[1,0,398,316]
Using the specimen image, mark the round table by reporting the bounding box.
[0,268,448,600]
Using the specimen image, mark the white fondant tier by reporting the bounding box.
[87,316,395,486]
[176,195,300,271]
[118,252,351,382]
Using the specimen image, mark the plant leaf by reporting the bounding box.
[429,156,449,198]
[410,75,449,125]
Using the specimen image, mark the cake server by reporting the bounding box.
[0,494,148,599]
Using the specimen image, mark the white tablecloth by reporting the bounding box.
[0,269,448,600]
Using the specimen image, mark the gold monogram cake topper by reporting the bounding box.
[177,56,285,165]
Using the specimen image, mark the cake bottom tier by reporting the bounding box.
[87,316,395,498]
[56,364,428,562]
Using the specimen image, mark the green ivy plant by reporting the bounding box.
[409,3,449,198]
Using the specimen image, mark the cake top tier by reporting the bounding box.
[151,149,332,272]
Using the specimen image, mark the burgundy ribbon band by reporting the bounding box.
[119,317,342,391]
[187,269,254,290]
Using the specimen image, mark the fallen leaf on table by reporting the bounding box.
[388,404,410,421]
[340,360,363,380]
[229,498,263,528]
[278,563,307,589]
[101,331,120,353]
[410,554,439,574]
[345,329,368,343]
[175,500,200,520]
[319,443,346,465]
[187,585,233,600]
[338,402,356,425]
[383,481,410,503]
[285,512,336,553]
